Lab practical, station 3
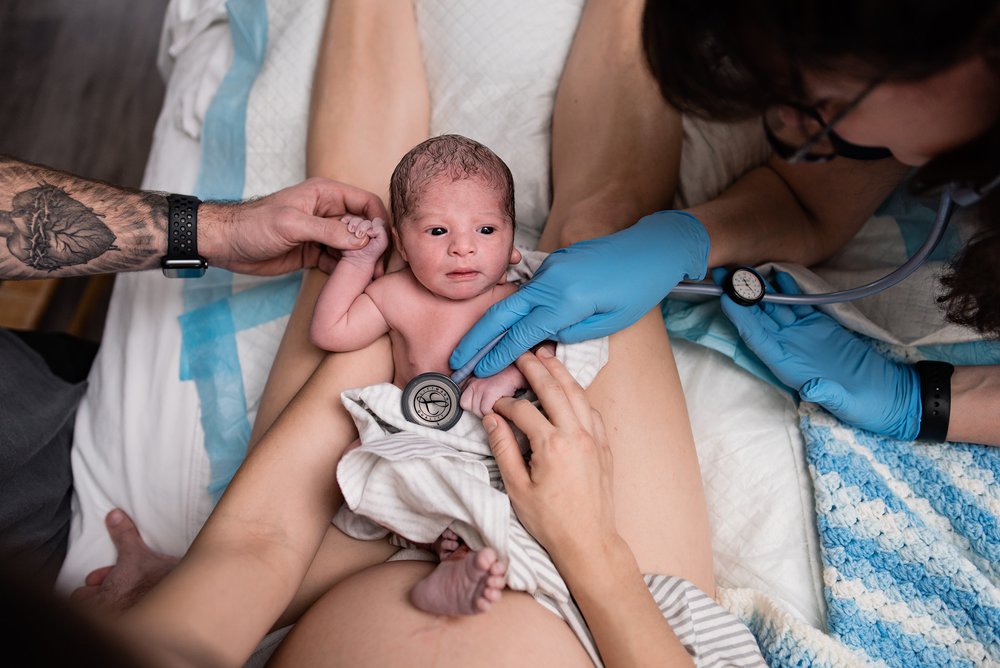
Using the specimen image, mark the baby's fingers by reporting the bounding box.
[342,214,370,237]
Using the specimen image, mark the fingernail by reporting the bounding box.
[483,415,499,432]
[107,509,124,527]
[537,346,554,358]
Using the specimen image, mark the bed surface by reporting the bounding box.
[60,3,1000,658]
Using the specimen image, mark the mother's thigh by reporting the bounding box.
[588,310,713,593]
[269,561,592,667]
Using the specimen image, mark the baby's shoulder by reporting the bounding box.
[490,281,519,303]
[366,268,432,311]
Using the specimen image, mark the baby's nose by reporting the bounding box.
[449,237,475,255]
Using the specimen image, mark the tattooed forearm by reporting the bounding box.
[0,155,168,279]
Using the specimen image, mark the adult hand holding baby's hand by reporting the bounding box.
[460,366,525,417]
[200,177,389,276]
[339,215,389,272]
[485,348,618,564]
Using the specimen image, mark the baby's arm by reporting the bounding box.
[310,216,391,351]
[460,342,556,417]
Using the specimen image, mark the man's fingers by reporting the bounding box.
[85,565,115,587]
[106,509,151,558]
[307,178,389,223]
[295,213,370,251]
[483,413,530,492]
[70,585,99,601]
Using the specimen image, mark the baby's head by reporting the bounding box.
[389,135,521,300]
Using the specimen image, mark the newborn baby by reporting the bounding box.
[311,134,538,615]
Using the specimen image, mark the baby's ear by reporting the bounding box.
[509,246,522,265]
[392,225,407,262]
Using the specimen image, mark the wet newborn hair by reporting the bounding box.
[390,134,515,227]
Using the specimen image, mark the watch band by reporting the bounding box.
[161,194,207,278]
[915,360,954,442]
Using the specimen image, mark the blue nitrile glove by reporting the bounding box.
[715,268,921,440]
[451,211,710,377]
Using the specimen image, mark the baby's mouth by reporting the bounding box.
[447,269,479,279]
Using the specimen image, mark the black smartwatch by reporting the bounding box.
[161,194,208,278]
[915,361,954,442]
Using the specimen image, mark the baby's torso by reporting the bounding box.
[368,270,518,388]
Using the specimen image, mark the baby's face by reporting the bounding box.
[395,177,517,301]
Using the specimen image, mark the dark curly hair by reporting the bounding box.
[641,0,1000,336]
[389,134,515,228]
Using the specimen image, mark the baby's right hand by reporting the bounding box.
[340,215,389,265]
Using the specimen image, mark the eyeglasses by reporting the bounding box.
[763,78,891,163]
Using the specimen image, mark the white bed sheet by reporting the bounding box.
[58,0,826,630]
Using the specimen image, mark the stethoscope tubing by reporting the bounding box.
[670,191,955,305]
[450,332,507,385]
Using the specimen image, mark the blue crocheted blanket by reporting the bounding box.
[723,405,1000,667]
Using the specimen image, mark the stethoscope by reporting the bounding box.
[670,178,997,307]
[401,332,507,431]
[401,179,997,430]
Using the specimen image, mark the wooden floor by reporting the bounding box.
[0,0,170,340]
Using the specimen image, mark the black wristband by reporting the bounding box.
[161,194,207,278]
[915,361,954,442]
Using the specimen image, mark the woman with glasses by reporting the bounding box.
[455,0,1000,448]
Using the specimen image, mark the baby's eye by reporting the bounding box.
[428,227,447,236]
[478,226,496,235]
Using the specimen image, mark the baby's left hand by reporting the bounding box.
[339,215,389,267]
[461,366,526,418]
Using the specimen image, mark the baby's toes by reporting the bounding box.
[486,573,506,592]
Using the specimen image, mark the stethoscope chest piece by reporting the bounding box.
[401,372,464,430]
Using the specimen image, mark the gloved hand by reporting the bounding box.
[451,211,710,377]
[716,269,921,440]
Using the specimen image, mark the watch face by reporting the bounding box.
[727,267,765,305]
[162,257,208,279]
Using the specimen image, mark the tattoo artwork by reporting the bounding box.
[0,182,118,271]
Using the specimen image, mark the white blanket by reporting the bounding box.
[333,251,606,602]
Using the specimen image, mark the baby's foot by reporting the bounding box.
[433,528,463,561]
[410,546,506,615]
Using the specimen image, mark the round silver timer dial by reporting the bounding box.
[724,267,766,306]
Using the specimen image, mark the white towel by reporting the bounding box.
[333,329,607,601]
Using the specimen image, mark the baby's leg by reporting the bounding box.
[409,537,507,616]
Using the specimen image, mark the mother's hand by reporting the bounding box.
[484,348,617,562]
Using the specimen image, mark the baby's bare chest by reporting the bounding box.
[385,284,517,386]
